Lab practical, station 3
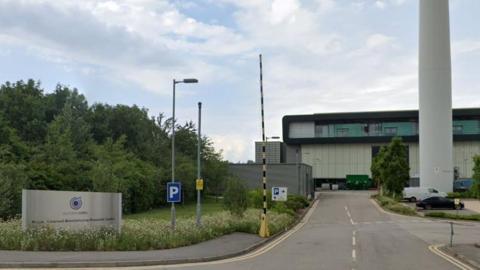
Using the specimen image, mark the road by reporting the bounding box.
[145,192,480,270]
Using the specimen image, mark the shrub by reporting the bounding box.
[386,204,417,216]
[223,177,248,217]
[248,190,310,214]
[447,191,475,199]
[286,195,310,209]
[375,195,416,216]
[247,189,272,209]
[271,202,295,216]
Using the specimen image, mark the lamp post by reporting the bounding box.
[196,102,202,227]
[171,78,198,229]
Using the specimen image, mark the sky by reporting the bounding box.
[0,0,479,162]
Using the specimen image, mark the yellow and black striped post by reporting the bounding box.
[258,54,270,238]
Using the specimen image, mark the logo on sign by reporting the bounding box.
[70,197,82,210]
[272,187,287,201]
[167,182,182,203]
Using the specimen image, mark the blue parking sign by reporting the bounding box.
[167,182,181,203]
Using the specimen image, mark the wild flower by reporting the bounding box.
[0,210,294,251]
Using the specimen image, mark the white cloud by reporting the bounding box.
[374,0,408,9]
[316,0,336,12]
[452,39,480,56]
[366,33,395,49]
[270,0,299,24]
[375,1,386,9]
[211,134,252,162]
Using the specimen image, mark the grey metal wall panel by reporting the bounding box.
[228,163,314,197]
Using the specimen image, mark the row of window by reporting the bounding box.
[312,120,480,138]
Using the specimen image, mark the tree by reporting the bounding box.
[223,177,248,217]
[371,137,410,198]
[0,79,230,217]
[472,155,480,199]
[90,136,159,213]
[0,163,28,220]
[371,146,387,196]
[0,80,47,143]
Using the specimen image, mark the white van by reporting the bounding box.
[403,187,447,202]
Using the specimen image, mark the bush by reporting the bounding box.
[374,195,417,216]
[386,204,417,216]
[447,191,475,199]
[223,177,248,217]
[271,202,295,216]
[286,195,310,210]
[247,189,272,209]
[247,191,310,216]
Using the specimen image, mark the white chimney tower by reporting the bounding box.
[419,0,453,192]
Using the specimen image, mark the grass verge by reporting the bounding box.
[425,212,480,221]
[372,194,417,216]
[125,199,224,220]
[0,209,295,251]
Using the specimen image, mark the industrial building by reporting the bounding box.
[254,141,285,164]
[281,108,480,188]
[228,163,314,198]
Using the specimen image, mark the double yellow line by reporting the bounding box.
[429,244,475,270]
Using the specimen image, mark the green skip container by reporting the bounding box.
[346,175,372,190]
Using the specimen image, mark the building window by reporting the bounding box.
[412,122,419,135]
[368,123,381,136]
[384,127,397,136]
[453,125,463,134]
[336,128,349,137]
[315,124,329,137]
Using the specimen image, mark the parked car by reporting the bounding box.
[416,197,464,210]
[403,187,447,202]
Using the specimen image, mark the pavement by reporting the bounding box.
[463,199,480,213]
[2,191,480,270]
[441,244,480,269]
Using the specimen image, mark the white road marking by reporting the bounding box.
[344,206,356,225]
[352,230,357,265]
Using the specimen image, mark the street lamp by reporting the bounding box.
[266,136,280,141]
[171,78,198,229]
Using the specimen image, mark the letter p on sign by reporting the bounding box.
[167,182,181,203]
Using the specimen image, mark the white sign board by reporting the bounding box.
[22,189,122,232]
[272,187,287,201]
